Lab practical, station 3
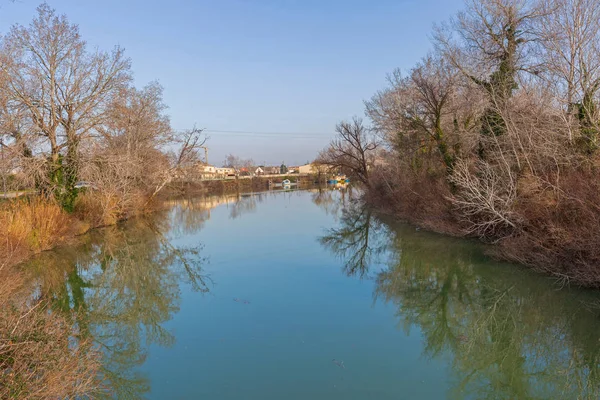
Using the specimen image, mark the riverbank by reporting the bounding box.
[0,197,106,398]
[0,176,320,271]
[0,185,266,398]
[364,166,600,288]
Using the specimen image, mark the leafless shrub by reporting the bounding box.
[449,159,519,239]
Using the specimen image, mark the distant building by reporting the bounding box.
[299,163,321,174]
[264,166,280,175]
[197,164,217,179]
[216,167,236,177]
[255,166,264,175]
[239,167,252,176]
[200,165,216,174]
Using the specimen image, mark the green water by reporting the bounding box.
[26,189,600,399]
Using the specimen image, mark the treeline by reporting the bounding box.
[319,0,600,287]
[0,4,204,222]
[0,5,205,397]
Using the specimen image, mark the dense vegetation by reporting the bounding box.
[319,0,600,287]
[0,4,206,397]
[0,4,208,262]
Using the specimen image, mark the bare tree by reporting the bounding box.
[434,0,544,147]
[223,154,254,170]
[151,127,207,198]
[0,4,131,209]
[362,0,600,286]
[366,55,473,173]
[101,82,171,156]
[535,0,600,151]
[316,117,379,185]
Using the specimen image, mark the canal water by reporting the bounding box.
[25,189,600,399]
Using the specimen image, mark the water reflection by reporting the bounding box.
[309,187,349,219]
[321,200,600,399]
[167,192,271,223]
[27,207,210,399]
[319,199,389,278]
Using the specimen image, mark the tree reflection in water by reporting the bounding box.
[227,192,266,219]
[28,207,210,399]
[319,198,389,278]
[320,199,600,400]
[310,186,352,219]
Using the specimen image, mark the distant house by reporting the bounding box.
[201,165,216,173]
[197,164,217,179]
[264,166,279,175]
[255,166,264,175]
[299,163,332,175]
[216,167,236,177]
[239,167,252,176]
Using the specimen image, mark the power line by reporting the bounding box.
[205,129,332,136]
[207,134,326,140]
[173,128,334,138]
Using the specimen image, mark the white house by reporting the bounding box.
[216,167,236,176]
[255,167,264,175]
[199,165,216,174]
[197,164,217,179]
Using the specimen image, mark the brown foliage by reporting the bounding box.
[0,198,72,266]
[364,0,600,287]
[366,161,460,236]
[500,169,600,287]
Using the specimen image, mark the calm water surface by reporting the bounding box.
[27,189,600,399]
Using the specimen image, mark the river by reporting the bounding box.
[23,188,600,399]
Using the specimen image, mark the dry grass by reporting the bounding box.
[0,198,73,267]
[74,190,149,228]
[0,191,154,269]
[74,191,119,227]
[0,198,105,398]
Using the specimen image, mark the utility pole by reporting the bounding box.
[0,137,5,196]
[200,146,209,165]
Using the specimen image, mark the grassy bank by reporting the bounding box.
[0,192,160,398]
[0,200,103,399]
[0,176,319,270]
[0,192,156,271]
[0,198,75,269]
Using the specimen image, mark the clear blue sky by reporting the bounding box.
[0,0,464,166]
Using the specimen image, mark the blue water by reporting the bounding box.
[29,189,600,399]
